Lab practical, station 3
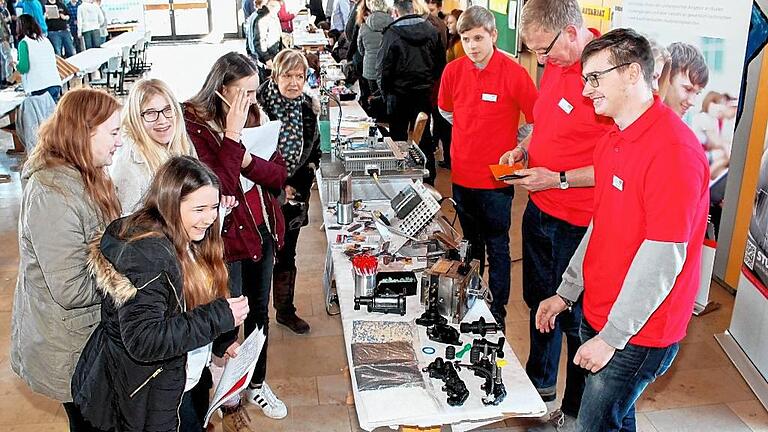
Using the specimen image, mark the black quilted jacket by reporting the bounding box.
[71,218,235,431]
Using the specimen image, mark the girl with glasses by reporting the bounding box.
[111,78,197,215]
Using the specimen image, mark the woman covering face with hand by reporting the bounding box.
[71,156,250,432]
[112,78,197,215]
[10,88,122,432]
[185,51,289,425]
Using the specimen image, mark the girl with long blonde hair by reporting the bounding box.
[72,156,250,432]
[112,78,196,214]
[10,88,122,431]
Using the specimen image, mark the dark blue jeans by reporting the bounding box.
[452,184,514,321]
[180,368,212,432]
[228,224,274,386]
[577,321,679,432]
[82,29,102,49]
[48,30,76,57]
[522,200,588,416]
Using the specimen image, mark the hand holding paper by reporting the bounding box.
[239,120,282,193]
[204,329,266,426]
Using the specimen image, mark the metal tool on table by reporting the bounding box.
[336,172,354,225]
[354,294,407,315]
[455,337,507,406]
[460,317,503,337]
[423,357,469,406]
[352,254,378,298]
[420,257,489,324]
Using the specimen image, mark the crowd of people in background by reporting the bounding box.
[0,0,106,92]
[6,0,721,431]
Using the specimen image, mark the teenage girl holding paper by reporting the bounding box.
[184,51,289,425]
[71,156,250,432]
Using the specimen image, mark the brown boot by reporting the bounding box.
[273,270,310,334]
[221,403,254,432]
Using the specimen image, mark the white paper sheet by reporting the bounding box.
[241,120,281,161]
[203,328,266,426]
[239,120,281,192]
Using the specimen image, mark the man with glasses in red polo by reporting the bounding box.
[498,0,612,430]
[537,28,709,431]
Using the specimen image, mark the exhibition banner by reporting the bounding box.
[743,125,768,297]
[618,1,751,201]
[615,0,753,312]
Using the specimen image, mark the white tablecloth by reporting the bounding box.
[320,200,546,430]
[0,89,26,118]
[67,48,119,74]
[101,30,144,51]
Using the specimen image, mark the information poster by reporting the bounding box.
[732,123,768,383]
[621,1,751,199]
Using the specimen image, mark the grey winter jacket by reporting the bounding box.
[10,162,104,402]
[358,11,393,81]
[17,92,55,153]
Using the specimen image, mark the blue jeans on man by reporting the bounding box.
[576,321,679,432]
[452,184,514,322]
[82,29,101,49]
[48,30,76,58]
[522,200,588,417]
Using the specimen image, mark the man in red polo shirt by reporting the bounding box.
[536,29,709,431]
[498,1,612,429]
[438,5,537,323]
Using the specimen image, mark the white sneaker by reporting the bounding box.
[244,383,288,419]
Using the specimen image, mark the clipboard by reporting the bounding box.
[45,5,60,19]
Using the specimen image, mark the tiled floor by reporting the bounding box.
[0,41,766,431]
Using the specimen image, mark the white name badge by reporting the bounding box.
[612,175,624,191]
[558,98,574,114]
[482,93,498,102]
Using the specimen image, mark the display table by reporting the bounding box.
[0,88,28,154]
[67,48,119,74]
[0,89,26,118]
[102,30,144,52]
[291,15,329,50]
[319,200,545,430]
[329,99,371,141]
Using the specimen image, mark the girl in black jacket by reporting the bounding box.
[72,156,249,432]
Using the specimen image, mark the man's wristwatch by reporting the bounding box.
[557,294,574,312]
[559,171,570,190]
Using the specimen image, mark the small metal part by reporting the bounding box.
[460,317,502,337]
[426,323,461,346]
[445,345,456,360]
[354,294,406,315]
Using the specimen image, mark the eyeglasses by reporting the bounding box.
[141,105,174,122]
[582,63,632,88]
[527,29,561,58]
